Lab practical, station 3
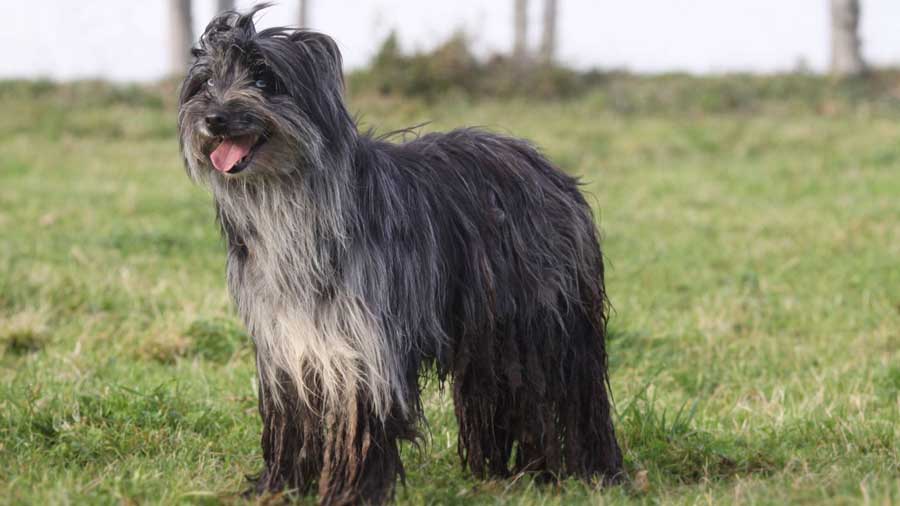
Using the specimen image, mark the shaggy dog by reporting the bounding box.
[177,6,622,505]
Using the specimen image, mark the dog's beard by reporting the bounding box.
[180,118,321,187]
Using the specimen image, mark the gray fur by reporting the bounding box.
[178,6,622,504]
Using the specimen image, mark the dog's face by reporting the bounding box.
[178,7,350,183]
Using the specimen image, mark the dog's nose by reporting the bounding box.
[205,113,228,135]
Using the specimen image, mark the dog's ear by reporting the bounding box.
[292,32,343,67]
[290,31,345,85]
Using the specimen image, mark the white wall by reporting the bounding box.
[2,0,899,81]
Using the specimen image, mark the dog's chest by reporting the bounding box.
[218,193,354,347]
[226,228,328,336]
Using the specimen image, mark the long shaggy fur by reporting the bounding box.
[178,6,623,505]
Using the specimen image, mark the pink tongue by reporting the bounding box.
[210,137,254,173]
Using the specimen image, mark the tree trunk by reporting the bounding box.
[216,0,235,12]
[168,0,194,76]
[539,0,557,64]
[298,0,309,28]
[830,0,865,77]
[513,0,529,63]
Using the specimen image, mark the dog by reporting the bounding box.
[177,6,622,505]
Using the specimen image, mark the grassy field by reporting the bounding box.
[1,77,899,505]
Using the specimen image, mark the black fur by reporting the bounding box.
[178,6,623,505]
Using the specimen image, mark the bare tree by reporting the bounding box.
[298,0,309,28]
[830,0,866,77]
[217,0,235,12]
[539,0,557,64]
[513,0,529,62]
[169,0,194,76]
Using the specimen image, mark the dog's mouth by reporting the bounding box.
[209,134,265,174]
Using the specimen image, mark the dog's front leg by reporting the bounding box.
[254,370,324,496]
[317,394,408,506]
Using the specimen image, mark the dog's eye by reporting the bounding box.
[254,79,268,89]
[207,79,215,88]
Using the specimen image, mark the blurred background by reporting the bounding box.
[2,2,899,505]
[4,0,900,81]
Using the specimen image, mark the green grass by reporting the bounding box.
[1,77,899,505]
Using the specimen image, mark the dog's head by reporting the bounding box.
[178,4,352,182]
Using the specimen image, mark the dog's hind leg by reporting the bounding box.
[464,322,564,481]
[452,310,623,484]
[316,395,415,506]
[253,370,324,496]
[556,307,623,484]
[451,330,517,479]
[506,307,624,483]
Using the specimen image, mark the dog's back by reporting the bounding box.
[354,128,605,340]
